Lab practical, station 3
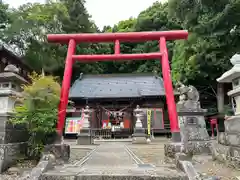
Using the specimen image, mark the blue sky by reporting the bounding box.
[5,0,166,29]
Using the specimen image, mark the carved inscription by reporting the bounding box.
[186,117,198,125]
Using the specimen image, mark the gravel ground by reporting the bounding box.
[127,137,240,180]
[0,160,37,180]
[127,138,176,168]
[193,155,240,180]
[0,140,95,180]
[69,146,95,164]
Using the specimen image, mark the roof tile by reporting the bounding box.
[69,73,165,99]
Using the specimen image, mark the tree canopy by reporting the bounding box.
[1,0,240,111]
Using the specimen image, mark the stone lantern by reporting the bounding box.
[77,106,91,145]
[0,64,28,143]
[132,105,147,144]
[216,54,240,164]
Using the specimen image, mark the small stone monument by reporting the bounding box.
[77,106,91,145]
[177,82,211,154]
[215,54,240,167]
[164,82,210,157]
[132,105,147,144]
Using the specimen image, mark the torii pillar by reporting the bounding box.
[47,30,188,142]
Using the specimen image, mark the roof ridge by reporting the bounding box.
[79,72,160,79]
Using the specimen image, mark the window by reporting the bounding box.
[14,101,21,108]
[2,83,9,88]
[11,83,16,89]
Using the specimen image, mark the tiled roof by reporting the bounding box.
[0,42,32,71]
[69,73,166,99]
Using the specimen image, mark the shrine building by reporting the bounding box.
[65,73,179,138]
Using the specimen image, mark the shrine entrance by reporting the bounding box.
[47,30,188,142]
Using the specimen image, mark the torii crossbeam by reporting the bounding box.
[47,30,188,142]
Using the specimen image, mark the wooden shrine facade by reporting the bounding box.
[64,73,178,136]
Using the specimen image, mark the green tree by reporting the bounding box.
[3,1,68,75]
[169,0,240,111]
[60,0,93,33]
[0,1,11,41]
[11,73,60,158]
[101,1,180,74]
[0,1,9,26]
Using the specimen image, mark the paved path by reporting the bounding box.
[42,142,187,179]
[81,143,135,167]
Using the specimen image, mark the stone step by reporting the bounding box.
[41,165,188,180]
[40,143,188,179]
[94,138,132,144]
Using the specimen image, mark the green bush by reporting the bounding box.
[11,73,60,159]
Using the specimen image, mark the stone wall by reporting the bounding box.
[0,115,29,144]
[5,121,29,143]
[0,115,29,173]
[212,117,240,168]
[0,142,27,172]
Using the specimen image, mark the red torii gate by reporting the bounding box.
[47,30,188,142]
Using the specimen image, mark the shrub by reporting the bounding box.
[11,73,60,159]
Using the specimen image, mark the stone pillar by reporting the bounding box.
[132,105,147,144]
[164,83,211,158]
[217,83,224,113]
[77,106,91,145]
[0,64,29,144]
[177,106,210,155]
[214,54,240,167]
[0,64,31,173]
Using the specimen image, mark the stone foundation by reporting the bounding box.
[0,115,29,144]
[174,152,201,179]
[132,127,147,144]
[20,154,56,180]
[132,136,147,144]
[185,141,212,155]
[164,141,212,158]
[211,116,240,168]
[211,118,240,169]
[164,143,184,158]
[0,117,29,173]
[165,111,211,158]
[77,135,92,145]
[43,144,70,164]
[0,142,27,173]
[211,141,240,168]
[77,129,92,145]
[19,143,70,179]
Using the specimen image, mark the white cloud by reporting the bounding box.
[5,0,167,29]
